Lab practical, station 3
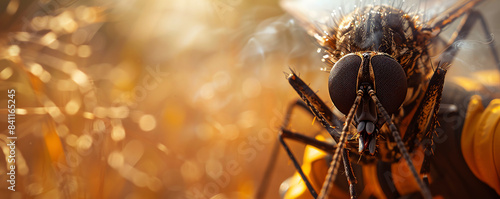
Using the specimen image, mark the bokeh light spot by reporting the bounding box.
[65,44,77,55]
[65,100,81,115]
[66,134,78,147]
[29,63,43,76]
[15,32,30,41]
[132,172,149,187]
[200,83,215,99]
[111,126,126,141]
[139,114,156,131]
[71,70,89,86]
[77,45,92,57]
[93,107,107,118]
[7,45,20,57]
[56,125,69,137]
[31,16,48,30]
[109,106,130,119]
[16,108,27,115]
[77,134,93,151]
[48,40,60,49]
[77,6,99,23]
[6,0,19,15]
[157,143,169,155]
[93,120,106,132]
[0,67,13,80]
[40,32,57,46]
[62,61,77,73]
[108,151,124,169]
[39,71,52,82]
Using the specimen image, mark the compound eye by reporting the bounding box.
[370,55,407,114]
[328,54,407,115]
[328,54,362,115]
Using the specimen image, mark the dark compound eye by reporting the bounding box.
[370,55,407,114]
[328,54,407,115]
[328,54,362,115]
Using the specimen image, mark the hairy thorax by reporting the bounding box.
[330,6,435,162]
[336,6,430,80]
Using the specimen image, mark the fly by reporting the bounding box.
[257,0,500,198]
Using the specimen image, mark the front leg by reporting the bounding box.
[286,70,343,140]
[403,63,448,176]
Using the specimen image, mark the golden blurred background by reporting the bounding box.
[0,0,323,198]
[0,0,499,198]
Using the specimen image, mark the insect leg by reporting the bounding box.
[259,80,344,198]
[318,90,363,199]
[277,113,341,199]
[256,99,312,199]
[368,89,432,199]
[287,71,343,140]
[285,72,360,198]
[440,10,500,68]
[281,129,337,152]
[402,64,448,183]
[403,64,447,143]
[279,130,320,198]
[342,150,357,199]
[421,156,431,186]
[279,130,359,199]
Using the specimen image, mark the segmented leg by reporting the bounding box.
[410,4,500,187]
[369,88,432,199]
[286,70,343,140]
[256,99,323,198]
[281,129,337,152]
[279,132,320,198]
[342,150,357,199]
[318,90,363,199]
[403,64,447,149]
[257,73,347,198]
[278,72,359,199]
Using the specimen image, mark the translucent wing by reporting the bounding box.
[443,0,500,89]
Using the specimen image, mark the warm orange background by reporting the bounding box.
[0,0,499,198]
